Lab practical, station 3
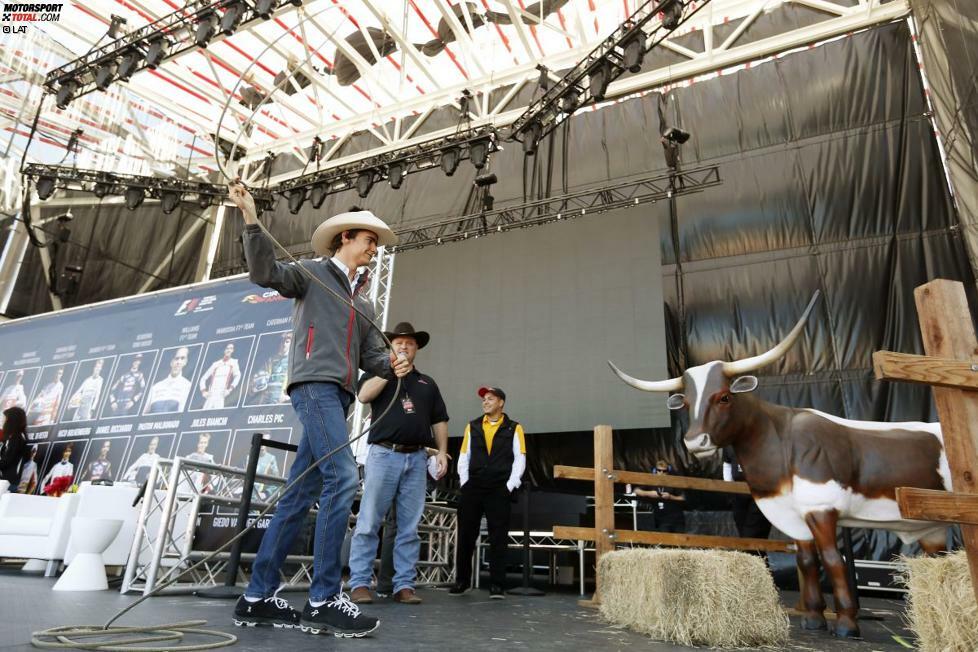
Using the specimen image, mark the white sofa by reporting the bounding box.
[65,483,140,567]
[0,492,80,575]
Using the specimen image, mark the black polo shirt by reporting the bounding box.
[358,368,449,446]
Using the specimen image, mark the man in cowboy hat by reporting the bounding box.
[227,181,411,637]
[450,386,526,599]
[348,322,449,605]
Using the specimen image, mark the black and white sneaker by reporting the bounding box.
[489,585,505,600]
[300,592,380,638]
[448,582,471,596]
[233,589,300,628]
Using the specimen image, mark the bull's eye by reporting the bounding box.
[719,394,730,404]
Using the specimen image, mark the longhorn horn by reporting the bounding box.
[608,360,684,393]
[722,290,821,376]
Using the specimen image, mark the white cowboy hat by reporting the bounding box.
[310,210,398,256]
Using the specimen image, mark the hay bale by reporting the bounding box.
[902,551,978,652]
[598,548,788,648]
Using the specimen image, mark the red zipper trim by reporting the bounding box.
[306,325,315,360]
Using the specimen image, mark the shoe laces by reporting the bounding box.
[327,592,361,617]
[265,586,291,611]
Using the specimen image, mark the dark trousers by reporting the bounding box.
[376,505,397,594]
[455,483,511,588]
[732,495,771,539]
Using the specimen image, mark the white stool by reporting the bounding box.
[53,517,123,591]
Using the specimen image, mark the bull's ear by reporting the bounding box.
[666,393,686,410]
[730,375,758,393]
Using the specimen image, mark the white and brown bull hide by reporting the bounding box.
[609,292,949,638]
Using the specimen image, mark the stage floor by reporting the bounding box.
[0,567,916,651]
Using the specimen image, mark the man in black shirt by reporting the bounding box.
[348,322,449,605]
[635,459,686,533]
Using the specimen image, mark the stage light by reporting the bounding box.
[589,59,612,101]
[146,38,168,68]
[287,187,306,214]
[356,171,374,198]
[474,173,497,187]
[469,139,490,169]
[95,60,117,91]
[124,186,145,210]
[440,147,460,176]
[117,49,141,81]
[195,12,219,48]
[93,181,111,198]
[256,0,277,18]
[559,88,581,114]
[220,2,246,35]
[662,126,690,144]
[198,192,213,208]
[160,190,181,214]
[522,121,542,156]
[108,14,127,38]
[661,0,683,30]
[387,162,406,189]
[55,80,77,110]
[310,183,328,209]
[623,34,645,72]
[36,176,56,200]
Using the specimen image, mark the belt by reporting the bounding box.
[375,441,424,453]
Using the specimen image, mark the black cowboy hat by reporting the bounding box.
[384,322,430,349]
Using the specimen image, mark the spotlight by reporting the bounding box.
[661,0,683,30]
[220,2,246,35]
[522,121,542,156]
[55,80,77,110]
[146,38,168,68]
[256,0,278,18]
[95,60,117,91]
[623,34,645,72]
[93,181,111,198]
[469,139,490,169]
[117,49,141,81]
[536,64,550,91]
[124,186,145,210]
[160,190,181,214]
[440,147,460,176]
[559,88,581,114]
[589,59,612,101]
[356,171,374,198]
[459,89,472,117]
[198,192,213,208]
[287,187,306,214]
[662,126,690,144]
[195,12,219,48]
[108,14,127,38]
[387,162,406,189]
[474,173,497,187]
[36,176,56,200]
[310,183,328,209]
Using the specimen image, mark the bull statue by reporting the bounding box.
[609,292,949,638]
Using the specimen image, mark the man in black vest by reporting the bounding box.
[450,386,526,599]
[723,446,771,546]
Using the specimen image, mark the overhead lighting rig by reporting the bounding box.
[43,0,304,107]
[275,127,500,204]
[23,164,274,213]
[509,0,711,154]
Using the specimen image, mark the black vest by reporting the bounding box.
[467,414,519,487]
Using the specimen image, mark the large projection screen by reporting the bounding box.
[387,207,669,435]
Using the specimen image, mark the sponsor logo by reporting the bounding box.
[242,291,286,304]
[1,2,63,22]
[174,295,217,316]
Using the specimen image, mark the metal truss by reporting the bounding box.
[510,0,710,145]
[275,126,499,200]
[42,0,300,101]
[122,455,457,595]
[390,166,721,253]
[22,163,274,210]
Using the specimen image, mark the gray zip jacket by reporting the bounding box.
[242,224,393,398]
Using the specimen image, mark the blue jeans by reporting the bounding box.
[246,382,358,602]
[347,444,427,593]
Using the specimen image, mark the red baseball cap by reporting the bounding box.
[477,386,506,401]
